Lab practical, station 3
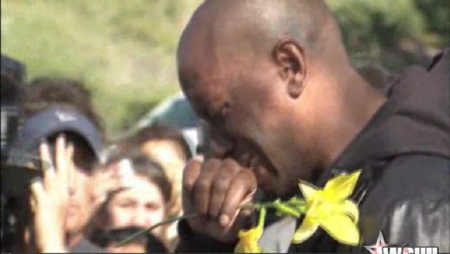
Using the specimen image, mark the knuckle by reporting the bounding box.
[183,178,195,192]
[203,158,221,170]
[238,167,256,180]
[234,172,257,191]
[221,203,237,217]
[222,158,238,168]
[222,158,242,174]
[213,178,230,193]
[185,159,201,171]
[195,179,212,193]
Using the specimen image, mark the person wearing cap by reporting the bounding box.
[10,105,105,253]
[134,92,200,155]
[7,78,107,252]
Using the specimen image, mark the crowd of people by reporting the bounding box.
[1,77,195,253]
[1,0,449,253]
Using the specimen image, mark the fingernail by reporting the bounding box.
[219,215,230,227]
[193,155,204,162]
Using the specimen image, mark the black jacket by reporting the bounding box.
[176,49,450,253]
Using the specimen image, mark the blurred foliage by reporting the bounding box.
[1,0,449,137]
[328,0,449,70]
[1,0,202,137]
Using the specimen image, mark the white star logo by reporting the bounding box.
[364,231,408,254]
[364,231,389,254]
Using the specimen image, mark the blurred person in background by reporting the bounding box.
[135,92,200,155]
[91,152,172,251]
[1,54,26,253]
[8,77,106,252]
[114,124,192,249]
[23,77,105,139]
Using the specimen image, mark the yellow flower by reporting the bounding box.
[234,207,267,253]
[292,170,362,246]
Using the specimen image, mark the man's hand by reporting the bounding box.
[182,156,258,242]
[29,135,73,253]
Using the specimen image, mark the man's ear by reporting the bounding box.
[272,40,307,99]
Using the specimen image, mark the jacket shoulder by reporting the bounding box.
[359,155,449,251]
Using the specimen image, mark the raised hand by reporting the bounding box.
[182,156,258,242]
[88,158,133,214]
[29,134,74,253]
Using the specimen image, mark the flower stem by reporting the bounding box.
[115,200,305,247]
[115,212,200,247]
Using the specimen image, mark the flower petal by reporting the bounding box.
[292,216,319,244]
[298,181,318,203]
[319,212,360,246]
[323,170,361,201]
[234,207,267,253]
[342,199,359,223]
[234,240,263,253]
[235,228,264,253]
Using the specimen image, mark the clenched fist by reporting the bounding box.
[182,156,257,242]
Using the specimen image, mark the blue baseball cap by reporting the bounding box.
[10,105,104,161]
[2,106,104,195]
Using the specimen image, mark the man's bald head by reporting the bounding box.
[176,0,383,197]
[178,0,348,69]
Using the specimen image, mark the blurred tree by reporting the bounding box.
[1,0,202,136]
[414,0,450,47]
[328,0,448,71]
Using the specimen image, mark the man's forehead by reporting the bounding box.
[178,35,240,121]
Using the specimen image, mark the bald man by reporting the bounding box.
[176,0,450,253]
